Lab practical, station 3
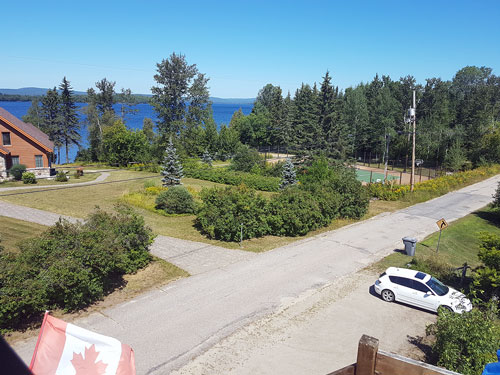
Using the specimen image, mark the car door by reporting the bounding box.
[389,276,414,303]
[409,280,439,311]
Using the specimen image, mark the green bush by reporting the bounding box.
[55,171,68,182]
[229,144,264,172]
[268,187,324,236]
[185,165,280,192]
[471,232,500,303]
[426,308,500,375]
[9,164,26,180]
[0,205,154,332]
[22,172,37,184]
[155,187,195,214]
[197,185,270,241]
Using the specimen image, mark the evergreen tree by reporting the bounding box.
[201,149,213,166]
[280,158,297,189]
[95,78,116,115]
[161,137,184,186]
[59,77,80,163]
[40,87,63,162]
[291,84,320,154]
[142,117,156,144]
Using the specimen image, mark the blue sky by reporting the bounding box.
[2,0,499,97]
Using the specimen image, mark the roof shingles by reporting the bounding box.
[0,107,54,152]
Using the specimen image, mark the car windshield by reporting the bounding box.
[426,276,449,296]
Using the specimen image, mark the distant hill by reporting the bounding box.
[0,87,255,104]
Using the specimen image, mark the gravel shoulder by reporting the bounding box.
[172,269,436,375]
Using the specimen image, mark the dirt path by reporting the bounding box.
[172,269,434,375]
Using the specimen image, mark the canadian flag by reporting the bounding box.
[30,312,135,375]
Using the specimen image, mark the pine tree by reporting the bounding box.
[41,87,63,162]
[201,149,213,166]
[161,137,184,186]
[59,77,80,163]
[280,158,297,189]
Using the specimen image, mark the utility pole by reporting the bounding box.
[410,90,416,192]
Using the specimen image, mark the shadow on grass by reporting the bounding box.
[473,209,500,227]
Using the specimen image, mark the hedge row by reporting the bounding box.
[0,206,155,332]
[366,165,500,201]
[184,166,280,192]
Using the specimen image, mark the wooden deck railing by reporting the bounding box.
[328,335,461,375]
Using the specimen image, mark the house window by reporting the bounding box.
[35,155,43,168]
[2,132,11,146]
[11,156,20,165]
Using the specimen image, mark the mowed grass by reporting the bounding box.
[0,216,47,252]
[0,170,99,188]
[374,207,500,272]
[0,168,432,253]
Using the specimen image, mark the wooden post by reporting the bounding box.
[419,167,422,182]
[400,171,402,185]
[356,335,379,375]
[370,171,373,184]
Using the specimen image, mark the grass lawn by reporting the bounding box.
[0,170,99,188]
[0,168,440,253]
[0,216,47,251]
[373,207,500,272]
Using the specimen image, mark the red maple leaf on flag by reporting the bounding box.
[71,344,108,375]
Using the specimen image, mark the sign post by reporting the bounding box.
[435,218,448,253]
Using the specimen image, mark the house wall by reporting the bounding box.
[0,155,7,179]
[0,121,51,169]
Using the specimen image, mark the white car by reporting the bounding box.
[374,267,472,313]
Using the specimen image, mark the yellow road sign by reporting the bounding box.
[436,218,448,230]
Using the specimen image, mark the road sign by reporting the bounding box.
[415,159,424,167]
[436,218,448,230]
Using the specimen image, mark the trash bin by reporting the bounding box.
[402,237,417,256]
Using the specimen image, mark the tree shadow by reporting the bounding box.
[473,209,500,227]
[406,335,436,364]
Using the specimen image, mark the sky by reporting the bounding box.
[1,0,500,98]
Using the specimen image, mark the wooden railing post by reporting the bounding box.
[356,335,379,375]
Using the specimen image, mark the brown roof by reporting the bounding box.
[0,144,9,155]
[0,107,54,152]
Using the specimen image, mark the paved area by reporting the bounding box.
[0,200,79,226]
[172,270,435,375]
[151,236,255,275]
[0,171,110,193]
[11,174,500,374]
[0,195,253,276]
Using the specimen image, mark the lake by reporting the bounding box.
[0,101,253,162]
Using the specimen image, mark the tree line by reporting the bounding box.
[231,66,500,170]
[21,55,500,170]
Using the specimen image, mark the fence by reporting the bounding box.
[328,335,461,375]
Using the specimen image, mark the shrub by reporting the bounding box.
[9,164,26,180]
[471,232,500,303]
[268,187,325,236]
[230,144,264,172]
[55,171,68,182]
[426,308,500,375]
[0,205,154,332]
[22,172,37,184]
[197,185,270,241]
[184,165,280,192]
[155,186,195,214]
[327,164,369,219]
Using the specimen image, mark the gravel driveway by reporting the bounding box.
[172,269,436,375]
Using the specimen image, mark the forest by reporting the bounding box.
[19,53,500,171]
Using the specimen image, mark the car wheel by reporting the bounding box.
[381,289,395,302]
[438,305,453,313]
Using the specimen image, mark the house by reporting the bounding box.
[0,107,54,180]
